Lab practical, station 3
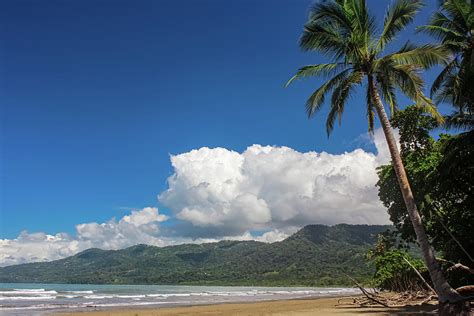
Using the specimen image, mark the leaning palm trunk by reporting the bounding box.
[368,77,462,303]
[288,0,468,307]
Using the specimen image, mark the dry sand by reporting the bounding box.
[57,296,438,316]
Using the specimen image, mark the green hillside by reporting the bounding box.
[0,224,389,286]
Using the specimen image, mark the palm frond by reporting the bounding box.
[299,22,348,59]
[420,0,473,126]
[388,62,443,122]
[288,0,451,137]
[309,1,352,35]
[444,112,474,130]
[426,9,468,39]
[444,0,471,26]
[431,59,457,98]
[377,0,423,51]
[342,0,378,57]
[376,72,398,116]
[384,43,450,69]
[433,77,456,104]
[326,71,364,135]
[390,64,424,100]
[415,95,445,124]
[416,25,464,41]
[285,63,348,87]
[305,69,353,118]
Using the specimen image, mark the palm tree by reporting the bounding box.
[419,0,474,130]
[286,0,463,303]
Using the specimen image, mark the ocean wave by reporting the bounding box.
[0,289,58,295]
[115,295,147,299]
[12,289,46,292]
[62,290,94,294]
[0,285,361,313]
[90,301,184,308]
[0,302,95,310]
[83,295,115,300]
[0,296,56,301]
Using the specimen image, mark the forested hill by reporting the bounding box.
[0,224,390,286]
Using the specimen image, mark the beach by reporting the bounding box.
[0,283,439,315]
[56,296,438,316]
[0,283,364,315]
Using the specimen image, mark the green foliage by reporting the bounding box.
[425,131,474,266]
[371,249,427,292]
[0,224,389,286]
[376,106,474,285]
[287,0,448,135]
[367,231,428,292]
[377,108,440,242]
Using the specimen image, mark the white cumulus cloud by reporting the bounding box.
[159,129,395,238]
[1,128,399,266]
[0,207,169,266]
[371,127,400,164]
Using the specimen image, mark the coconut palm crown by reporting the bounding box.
[419,0,474,130]
[286,0,447,135]
[287,0,466,305]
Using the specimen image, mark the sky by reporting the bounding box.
[0,0,445,265]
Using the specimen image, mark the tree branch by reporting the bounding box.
[403,257,436,295]
[343,273,389,307]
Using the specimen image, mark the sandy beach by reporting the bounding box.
[56,296,438,316]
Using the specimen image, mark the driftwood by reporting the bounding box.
[340,273,472,315]
[341,273,441,309]
[336,289,438,308]
[343,273,389,307]
[456,285,474,298]
[448,263,474,275]
[403,257,437,295]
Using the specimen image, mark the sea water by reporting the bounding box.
[0,283,361,315]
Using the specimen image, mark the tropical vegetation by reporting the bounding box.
[286,0,465,304]
[0,224,388,286]
[376,106,474,289]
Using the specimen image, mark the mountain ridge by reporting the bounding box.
[0,224,390,286]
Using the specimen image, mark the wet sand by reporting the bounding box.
[57,296,437,315]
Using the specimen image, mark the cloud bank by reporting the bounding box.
[0,207,169,266]
[1,129,395,266]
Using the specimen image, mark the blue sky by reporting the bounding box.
[1,0,442,243]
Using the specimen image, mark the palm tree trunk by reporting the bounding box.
[368,76,462,303]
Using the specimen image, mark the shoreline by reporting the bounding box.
[54,295,438,316]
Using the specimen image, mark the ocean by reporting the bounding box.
[0,283,361,315]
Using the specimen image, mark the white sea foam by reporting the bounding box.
[0,289,58,295]
[116,295,147,299]
[0,295,56,300]
[0,302,95,310]
[12,289,46,292]
[63,290,94,294]
[83,295,115,299]
[92,301,184,308]
[57,295,79,299]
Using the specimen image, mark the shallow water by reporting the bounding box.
[0,283,361,315]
